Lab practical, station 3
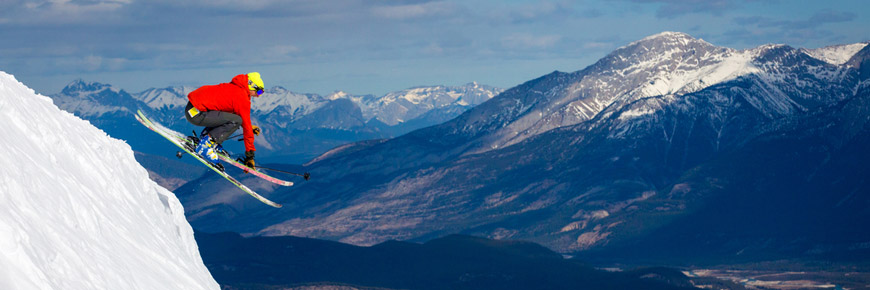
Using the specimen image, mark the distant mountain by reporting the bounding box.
[196,232,696,290]
[181,32,870,264]
[358,82,500,126]
[48,81,503,165]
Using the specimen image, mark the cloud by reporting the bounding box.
[370,1,458,20]
[804,10,856,27]
[583,41,612,50]
[141,0,284,12]
[726,9,858,47]
[79,55,126,71]
[7,0,132,23]
[266,45,301,56]
[501,34,562,50]
[628,0,740,18]
[738,10,854,29]
[5,0,868,97]
[166,0,276,10]
[487,1,579,24]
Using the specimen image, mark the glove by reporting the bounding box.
[252,125,261,136]
[243,150,255,169]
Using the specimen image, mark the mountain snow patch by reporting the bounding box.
[804,42,869,65]
[618,107,656,121]
[639,49,761,98]
[0,71,217,290]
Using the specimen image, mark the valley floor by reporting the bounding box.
[685,268,870,290]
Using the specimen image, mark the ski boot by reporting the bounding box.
[200,129,230,157]
[195,133,223,171]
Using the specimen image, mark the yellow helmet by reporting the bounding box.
[247,72,264,94]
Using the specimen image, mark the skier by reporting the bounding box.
[184,72,264,169]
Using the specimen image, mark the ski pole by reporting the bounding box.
[255,166,311,181]
[227,133,243,141]
[231,127,262,141]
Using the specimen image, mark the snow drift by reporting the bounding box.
[0,71,217,289]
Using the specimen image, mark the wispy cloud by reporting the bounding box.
[501,34,562,50]
[628,0,745,18]
[1,0,867,96]
[727,9,858,46]
[483,0,580,24]
[736,10,855,29]
[370,1,458,20]
[5,0,132,23]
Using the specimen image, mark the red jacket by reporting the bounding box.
[188,74,256,152]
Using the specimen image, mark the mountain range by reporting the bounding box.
[175,32,870,264]
[46,30,870,267]
[49,80,503,164]
[3,70,702,290]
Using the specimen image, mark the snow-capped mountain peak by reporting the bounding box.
[252,89,325,115]
[386,86,445,105]
[600,31,742,98]
[441,32,857,154]
[135,86,194,109]
[61,79,119,96]
[469,32,745,150]
[327,91,351,100]
[362,83,503,125]
[53,80,136,117]
[632,31,706,46]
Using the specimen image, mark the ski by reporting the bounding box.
[217,153,294,186]
[142,118,294,187]
[135,110,282,208]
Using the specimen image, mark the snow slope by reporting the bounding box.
[804,42,869,65]
[0,72,217,289]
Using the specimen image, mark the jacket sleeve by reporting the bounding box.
[237,99,256,152]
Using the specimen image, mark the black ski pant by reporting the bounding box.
[185,102,242,145]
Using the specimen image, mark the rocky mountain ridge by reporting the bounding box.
[181,32,870,262]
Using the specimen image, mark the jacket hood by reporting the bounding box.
[231,74,249,90]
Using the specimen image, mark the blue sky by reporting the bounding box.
[1,0,868,96]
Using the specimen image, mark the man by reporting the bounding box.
[184,72,263,169]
